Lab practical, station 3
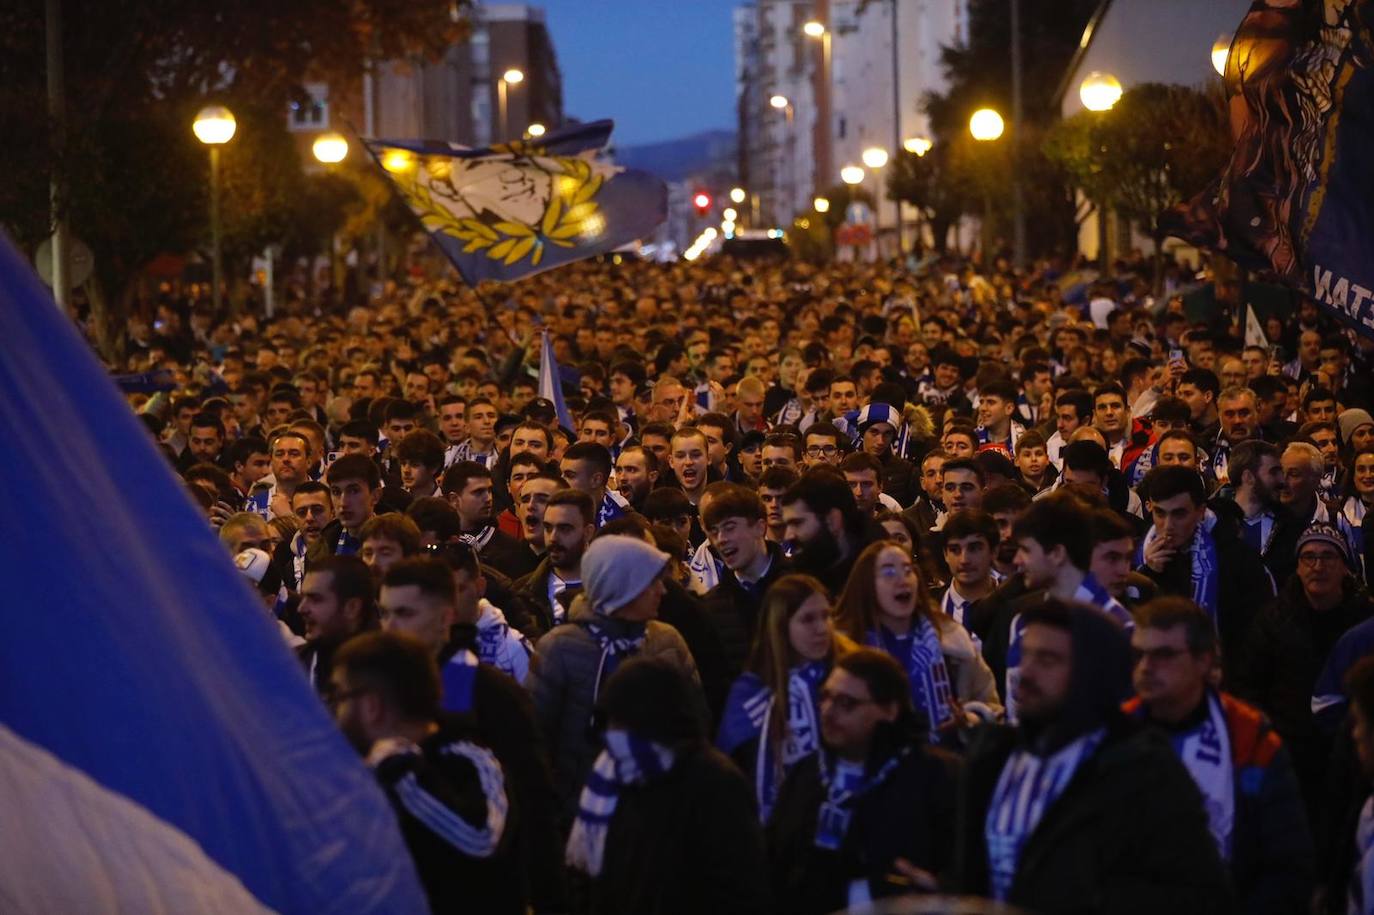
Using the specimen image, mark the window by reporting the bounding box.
[288,82,329,131]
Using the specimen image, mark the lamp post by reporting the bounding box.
[1010,0,1025,269]
[312,131,349,302]
[861,146,889,249]
[802,19,833,202]
[1212,33,1232,76]
[193,105,236,313]
[497,68,524,141]
[526,122,546,138]
[969,108,1003,263]
[1079,72,1122,112]
[770,94,795,227]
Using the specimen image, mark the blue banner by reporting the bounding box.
[0,231,425,912]
[366,119,667,284]
[1166,0,1374,337]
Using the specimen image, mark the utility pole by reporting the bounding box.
[46,0,70,311]
[890,0,903,254]
[1011,0,1026,269]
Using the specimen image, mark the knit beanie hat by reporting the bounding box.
[581,535,670,616]
[1296,522,1352,568]
[1338,408,1374,444]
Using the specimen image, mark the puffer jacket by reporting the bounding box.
[529,594,703,823]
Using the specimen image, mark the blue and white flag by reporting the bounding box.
[0,232,425,913]
[539,328,576,431]
[366,119,667,284]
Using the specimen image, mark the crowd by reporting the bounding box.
[118,247,1374,914]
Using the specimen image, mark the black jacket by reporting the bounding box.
[952,718,1232,914]
[656,578,733,727]
[575,744,771,915]
[965,574,1038,703]
[1209,495,1305,594]
[443,627,566,911]
[701,542,791,679]
[1136,512,1275,673]
[477,526,539,580]
[766,742,958,915]
[877,451,918,508]
[1231,576,1374,817]
[513,556,583,637]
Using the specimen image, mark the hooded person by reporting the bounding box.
[952,599,1232,913]
[566,658,771,914]
[529,535,706,821]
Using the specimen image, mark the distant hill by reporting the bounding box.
[612,130,737,183]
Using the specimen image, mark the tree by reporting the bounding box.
[0,0,468,360]
[1043,83,1229,289]
[885,144,974,254]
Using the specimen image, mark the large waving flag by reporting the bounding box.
[0,232,425,911]
[1165,0,1374,337]
[366,120,667,284]
[538,328,576,431]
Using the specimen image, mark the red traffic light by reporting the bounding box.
[692,192,711,214]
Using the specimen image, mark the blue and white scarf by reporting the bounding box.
[985,729,1105,901]
[597,490,632,528]
[717,662,827,820]
[475,600,534,685]
[1169,692,1234,861]
[439,648,479,715]
[566,728,676,877]
[1139,510,1220,625]
[813,744,911,851]
[869,619,955,738]
[582,620,647,708]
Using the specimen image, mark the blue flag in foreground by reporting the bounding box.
[366,119,667,284]
[539,329,576,431]
[1165,0,1374,337]
[0,233,425,912]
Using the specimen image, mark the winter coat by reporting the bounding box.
[1231,576,1374,816]
[766,740,958,915]
[529,595,703,822]
[1123,693,1314,915]
[575,744,772,915]
[952,718,1233,914]
[656,578,733,728]
[701,542,792,678]
[513,556,583,637]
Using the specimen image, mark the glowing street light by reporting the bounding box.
[969,108,1005,141]
[813,196,830,213]
[770,94,790,110]
[723,207,738,222]
[903,137,933,156]
[1079,72,1123,112]
[840,165,865,185]
[526,122,546,138]
[1212,33,1232,76]
[802,20,826,38]
[311,132,348,164]
[693,192,711,210]
[497,68,525,140]
[861,147,889,169]
[729,186,746,204]
[193,105,236,314]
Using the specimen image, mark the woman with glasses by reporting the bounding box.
[834,541,1002,743]
[717,574,854,821]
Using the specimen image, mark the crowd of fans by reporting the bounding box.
[120,248,1374,914]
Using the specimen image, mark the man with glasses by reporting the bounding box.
[1234,523,1374,821]
[803,426,845,468]
[1124,597,1313,913]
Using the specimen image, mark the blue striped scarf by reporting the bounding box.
[870,618,954,737]
[566,729,676,876]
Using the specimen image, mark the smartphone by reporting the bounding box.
[1168,348,1184,363]
[325,451,341,467]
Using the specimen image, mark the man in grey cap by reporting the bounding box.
[528,534,703,820]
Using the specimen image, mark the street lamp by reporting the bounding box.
[193,105,236,313]
[802,20,826,38]
[769,94,789,110]
[903,137,933,156]
[803,19,833,212]
[729,186,746,204]
[1079,72,1122,112]
[813,196,830,214]
[1212,33,1232,76]
[723,207,738,222]
[840,165,865,185]
[969,108,1005,141]
[861,147,889,169]
[311,131,348,164]
[526,122,546,138]
[497,68,524,141]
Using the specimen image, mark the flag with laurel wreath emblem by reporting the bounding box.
[365,120,666,284]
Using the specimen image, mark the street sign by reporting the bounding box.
[35,235,94,289]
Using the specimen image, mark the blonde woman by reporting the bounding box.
[834,541,1001,741]
[717,574,855,820]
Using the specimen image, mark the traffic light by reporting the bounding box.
[692,191,712,216]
